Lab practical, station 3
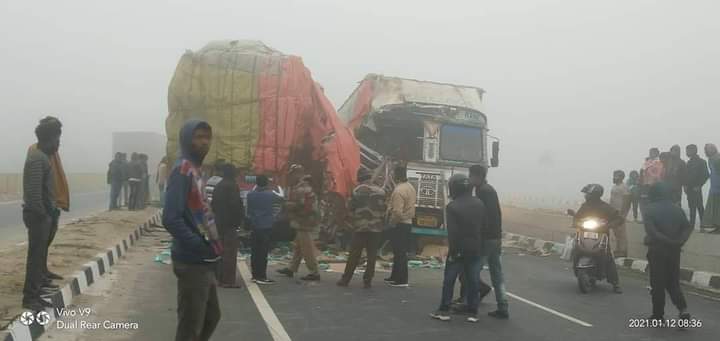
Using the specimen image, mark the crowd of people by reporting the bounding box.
[107,152,170,211]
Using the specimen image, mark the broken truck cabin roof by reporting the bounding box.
[338,74,487,130]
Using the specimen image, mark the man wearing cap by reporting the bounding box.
[337,168,387,288]
[277,165,321,281]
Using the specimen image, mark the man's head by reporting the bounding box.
[131,152,138,161]
[468,165,488,186]
[115,152,122,160]
[35,116,62,155]
[706,143,719,158]
[357,168,372,183]
[220,164,236,179]
[581,184,604,202]
[393,166,407,183]
[256,174,269,188]
[448,173,472,199]
[686,144,698,158]
[649,148,660,159]
[670,145,681,158]
[179,120,212,166]
[613,170,625,184]
[629,170,639,180]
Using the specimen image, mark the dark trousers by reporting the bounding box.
[173,261,221,341]
[110,181,122,209]
[440,255,483,314]
[251,229,272,280]
[647,246,687,317]
[128,181,141,210]
[630,197,640,221]
[341,231,382,284]
[45,211,60,275]
[389,223,412,284]
[23,212,51,303]
[686,188,705,228]
[122,182,130,206]
[218,225,239,286]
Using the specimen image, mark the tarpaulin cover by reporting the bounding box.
[167,40,360,197]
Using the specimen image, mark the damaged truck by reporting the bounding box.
[337,74,500,238]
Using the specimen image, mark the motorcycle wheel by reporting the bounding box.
[577,269,592,294]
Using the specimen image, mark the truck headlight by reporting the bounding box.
[582,219,599,230]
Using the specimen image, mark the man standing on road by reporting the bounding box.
[156,156,169,207]
[247,175,280,285]
[664,145,687,206]
[108,152,124,210]
[22,118,63,311]
[277,165,321,281]
[609,170,631,258]
[337,168,387,289]
[643,182,693,322]
[210,164,245,288]
[385,166,416,288]
[163,120,223,341]
[640,148,664,212]
[430,174,486,323]
[127,153,143,210]
[702,144,720,234]
[470,165,509,319]
[685,144,710,230]
[120,153,130,207]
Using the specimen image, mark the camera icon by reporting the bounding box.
[20,311,51,326]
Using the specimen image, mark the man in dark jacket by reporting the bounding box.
[127,153,143,211]
[685,144,710,229]
[107,152,124,210]
[664,145,688,206]
[162,120,222,341]
[210,163,245,288]
[643,182,693,322]
[22,119,62,312]
[430,174,486,323]
[247,175,282,284]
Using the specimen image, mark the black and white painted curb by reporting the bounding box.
[501,231,720,292]
[1,210,163,341]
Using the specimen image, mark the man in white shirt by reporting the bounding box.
[610,170,631,257]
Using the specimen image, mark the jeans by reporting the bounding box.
[480,239,508,312]
[389,223,412,284]
[128,180,141,210]
[686,187,704,228]
[173,261,221,341]
[110,181,122,209]
[647,246,687,317]
[251,229,273,280]
[439,254,483,314]
[341,232,382,284]
[23,212,52,303]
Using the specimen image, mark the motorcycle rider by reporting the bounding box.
[573,184,624,294]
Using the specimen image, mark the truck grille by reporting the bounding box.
[409,172,445,208]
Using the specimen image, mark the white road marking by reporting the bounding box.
[507,292,593,327]
[237,261,292,341]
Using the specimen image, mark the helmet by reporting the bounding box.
[448,174,472,199]
[581,184,604,199]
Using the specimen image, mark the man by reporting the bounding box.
[574,184,624,293]
[107,152,124,210]
[120,153,130,207]
[247,175,281,285]
[685,144,710,230]
[430,174,486,323]
[277,165,321,281]
[210,164,245,288]
[702,144,720,233]
[156,156,169,207]
[337,168,387,289]
[609,170,631,258]
[643,182,693,322]
[640,148,664,212]
[22,119,62,311]
[470,165,509,319]
[664,146,687,206]
[627,170,641,222]
[385,166,416,288]
[162,120,223,341]
[127,153,143,210]
[140,153,150,208]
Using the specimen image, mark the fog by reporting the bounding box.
[1,0,718,204]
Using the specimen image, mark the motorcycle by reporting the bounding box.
[566,209,613,294]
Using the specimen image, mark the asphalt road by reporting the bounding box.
[0,191,109,249]
[39,228,720,341]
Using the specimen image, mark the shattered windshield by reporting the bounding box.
[439,124,483,163]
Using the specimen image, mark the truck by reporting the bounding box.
[337,74,500,238]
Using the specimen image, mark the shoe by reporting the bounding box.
[277,268,294,277]
[387,281,409,288]
[479,286,492,301]
[488,310,509,319]
[363,282,372,289]
[678,312,691,321]
[254,278,276,285]
[613,286,623,294]
[46,271,64,280]
[466,314,479,323]
[430,310,451,321]
[336,280,349,287]
[300,273,320,281]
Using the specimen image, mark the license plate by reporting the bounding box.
[583,232,599,239]
[416,216,438,227]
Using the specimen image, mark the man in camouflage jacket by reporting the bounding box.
[337,168,388,288]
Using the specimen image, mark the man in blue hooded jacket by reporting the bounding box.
[163,120,223,341]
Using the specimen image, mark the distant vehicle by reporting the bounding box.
[337,74,500,237]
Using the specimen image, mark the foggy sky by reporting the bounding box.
[1,0,718,202]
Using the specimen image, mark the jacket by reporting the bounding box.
[684,155,709,190]
[446,194,486,258]
[287,178,319,231]
[162,120,221,264]
[642,182,692,248]
[28,144,69,211]
[388,182,416,226]
[574,198,623,229]
[247,187,281,230]
[475,182,502,239]
[127,160,144,180]
[210,178,245,230]
[107,159,124,184]
[349,182,387,233]
[23,147,55,217]
[664,157,687,191]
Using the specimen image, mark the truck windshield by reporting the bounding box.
[439,124,483,163]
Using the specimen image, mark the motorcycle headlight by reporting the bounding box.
[582,219,600,230]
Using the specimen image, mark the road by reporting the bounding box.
[40,228,720,341]
[0,191,109,249]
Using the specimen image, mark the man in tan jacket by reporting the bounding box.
[385,166,416,287]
